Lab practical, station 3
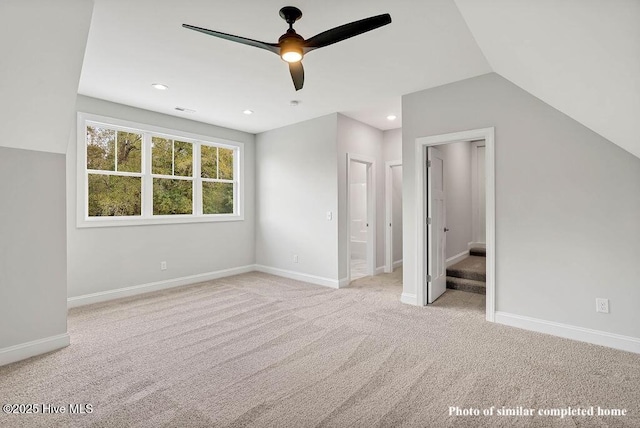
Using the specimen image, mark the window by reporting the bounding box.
[78,113,243,227]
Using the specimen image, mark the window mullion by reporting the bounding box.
[172,140,175,177]
[114,130,118,172]
[194,143,202,216]
[234,147,239,215]
[143,132,153,217]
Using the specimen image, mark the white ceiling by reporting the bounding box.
[454,0,640,159]
[79,0,639,158]
[79,0,490,134]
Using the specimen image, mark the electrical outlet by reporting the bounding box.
[326,211,332,221]
[160,261,167,271]
[293,255,299,263]
[596,298,609,313]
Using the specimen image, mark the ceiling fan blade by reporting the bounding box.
[182,24,279,54]
[303,13,391,51]
[289,61,304,91]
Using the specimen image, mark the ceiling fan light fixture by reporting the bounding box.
[279,37,303,62]
[281,50,303,63]
[183,7,391,90]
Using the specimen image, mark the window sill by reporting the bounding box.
[77,214,244,228]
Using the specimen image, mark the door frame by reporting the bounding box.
[384,160,402,273]
[346,153,376,282]
[414,128,496,321]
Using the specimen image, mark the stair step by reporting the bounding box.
[447,268,486,282]
[447,276,486,295]
[470,247,486,257]
[446,255,486,282]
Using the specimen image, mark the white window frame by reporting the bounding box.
[77,112,244,228]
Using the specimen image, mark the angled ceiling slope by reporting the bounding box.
[455,0,640,159]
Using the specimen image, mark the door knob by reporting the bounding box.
[444,227,450,232]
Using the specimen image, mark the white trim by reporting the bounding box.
[338,277,350,288]
[346,153,377,283]
[468,242,486,249]
[414,127,496,321]
[0,333,70,367]
[67,265,255,308]
[401,292,418,305]
[446,250,469,268]
[393,259,403,269]
[495,312,640,355]
[384,160,402,273]
[76,112,245,228]
[255,265,340,289]
[375,266,385,275]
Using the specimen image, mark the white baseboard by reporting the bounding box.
[393,259,403,268]
[254,265,339,289]
[68,265,255,308]
[0,333,70,367]
[375,266,385,275]
[468,242,486,249]
[495,312,640,354]
[338,277,350,288]
[401,292,418,306]
[446,250,469,268]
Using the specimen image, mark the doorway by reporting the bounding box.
[347,154,376,282]
[414,128,495,321]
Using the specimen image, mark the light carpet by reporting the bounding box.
[1,270,639,427]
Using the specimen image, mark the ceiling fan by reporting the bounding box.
[183,6,391,91]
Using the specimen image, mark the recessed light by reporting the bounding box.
[243,109,254,115]
[387,115,397,121]
[152,83,169,90]
[290,100,300,107]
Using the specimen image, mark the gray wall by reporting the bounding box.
[403,73,640,338]
[0,148,68,348]
[0,0,92,355]
[391,166,403,264]
[383,128,402,162]
[67,96,256,298]
[256,114,339,280]
[383,129,403,265]
[337,114,385,279]
[436,141,472,259]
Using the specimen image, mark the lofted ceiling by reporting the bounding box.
[454,0,640,159]
[79,0,639,157]
[79,0,490,133]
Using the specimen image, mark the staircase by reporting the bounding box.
[446,248,486,295]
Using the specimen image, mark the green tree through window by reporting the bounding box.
[83,118,239,222]
[87,125,142,216]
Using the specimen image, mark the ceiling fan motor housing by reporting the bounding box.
[279,31,304,61]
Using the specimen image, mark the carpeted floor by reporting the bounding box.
[1,270,639,427]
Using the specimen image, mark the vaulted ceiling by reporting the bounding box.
[78,0,639,157]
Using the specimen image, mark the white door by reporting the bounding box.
[427,147,446,303]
